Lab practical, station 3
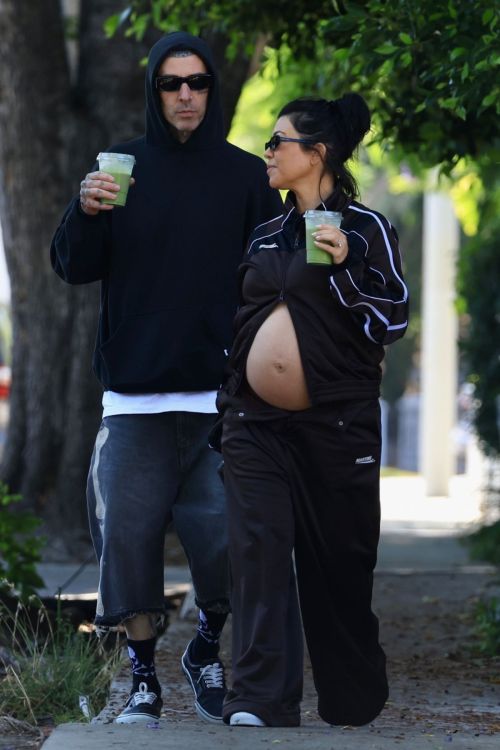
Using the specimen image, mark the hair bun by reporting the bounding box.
[334,93,371,153]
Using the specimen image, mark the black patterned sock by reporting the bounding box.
[190,609,228,663]
[127,637,161,695]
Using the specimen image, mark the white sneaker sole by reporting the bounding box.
[115,711,160,724]
[195,701,224,724]
[230,711,266,727]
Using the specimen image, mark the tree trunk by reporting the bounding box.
[0,3,247,554]
[0,0,160,553]
[0,0,75,513]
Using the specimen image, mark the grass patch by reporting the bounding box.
[0,598,122,725]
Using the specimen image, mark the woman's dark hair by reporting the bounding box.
[278,93,371,202]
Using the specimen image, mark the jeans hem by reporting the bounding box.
[94,607,166,633]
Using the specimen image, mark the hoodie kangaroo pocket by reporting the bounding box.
[97,306,227,392]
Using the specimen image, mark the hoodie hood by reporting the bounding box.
[145,31,225,151]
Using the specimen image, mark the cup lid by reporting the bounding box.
[97,152,136,165]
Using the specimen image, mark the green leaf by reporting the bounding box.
[375,42,398,55]
[400,51,412,68]
[482,92,497,107]
[450,47,466,60]
[482,9,494,25]
[440,97,458,109]
[399,32,413,45]
[103,7,131,38]
[103,13,120,38]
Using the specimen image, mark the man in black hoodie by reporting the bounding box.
[51,32,282,725]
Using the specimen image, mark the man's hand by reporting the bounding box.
[79,171,134,215]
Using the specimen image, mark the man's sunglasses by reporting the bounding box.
[155,74,212,92]
[265,134,315,151]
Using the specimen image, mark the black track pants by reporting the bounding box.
[221,399,388,727]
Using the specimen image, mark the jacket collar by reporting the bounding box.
[282,187,348,226]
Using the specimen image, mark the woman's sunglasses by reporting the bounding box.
[155,74,212,92]
[265,134,315,151]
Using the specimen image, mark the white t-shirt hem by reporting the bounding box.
[102,390,218,418]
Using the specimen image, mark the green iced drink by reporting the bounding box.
[305,209,342,265]
[97,152,135,207]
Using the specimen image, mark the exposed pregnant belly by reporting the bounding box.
[245,303,311,410]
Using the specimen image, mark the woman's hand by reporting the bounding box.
[312,224,348,264]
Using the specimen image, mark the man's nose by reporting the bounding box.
[178,82,192,100]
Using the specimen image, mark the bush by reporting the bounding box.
[457,167,500,458]
[0,484,45,600]
[473,597,500,657]
[463,520,500,566]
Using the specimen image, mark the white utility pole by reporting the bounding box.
[419,186,460,496]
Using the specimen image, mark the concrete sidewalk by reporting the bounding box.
[41,475,500,749]
[40,722,500,749]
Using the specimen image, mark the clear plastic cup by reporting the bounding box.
[97,152,135,207]
[305,209,342,264]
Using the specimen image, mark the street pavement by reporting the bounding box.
[41,475,499,749]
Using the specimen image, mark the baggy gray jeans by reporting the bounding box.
[86,412,230,628]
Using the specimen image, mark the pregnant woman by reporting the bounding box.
[217,93,409,728]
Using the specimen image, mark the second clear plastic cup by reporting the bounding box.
[305,210,342,265]
[97,152,135,207]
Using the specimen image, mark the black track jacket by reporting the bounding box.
[220,191,409,405]
[50,32,283,393]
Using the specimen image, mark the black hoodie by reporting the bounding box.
[51,32,283,393]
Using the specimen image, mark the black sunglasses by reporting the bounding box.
[265,134,315,151]
[155,74,212,92]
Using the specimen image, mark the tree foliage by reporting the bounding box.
[125,0,499,170]
[322,0,499,171]
[112,0,343,56]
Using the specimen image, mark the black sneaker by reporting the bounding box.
[115,682,163,724]
[181,640,226,723]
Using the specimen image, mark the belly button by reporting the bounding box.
[273,361,286,373]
